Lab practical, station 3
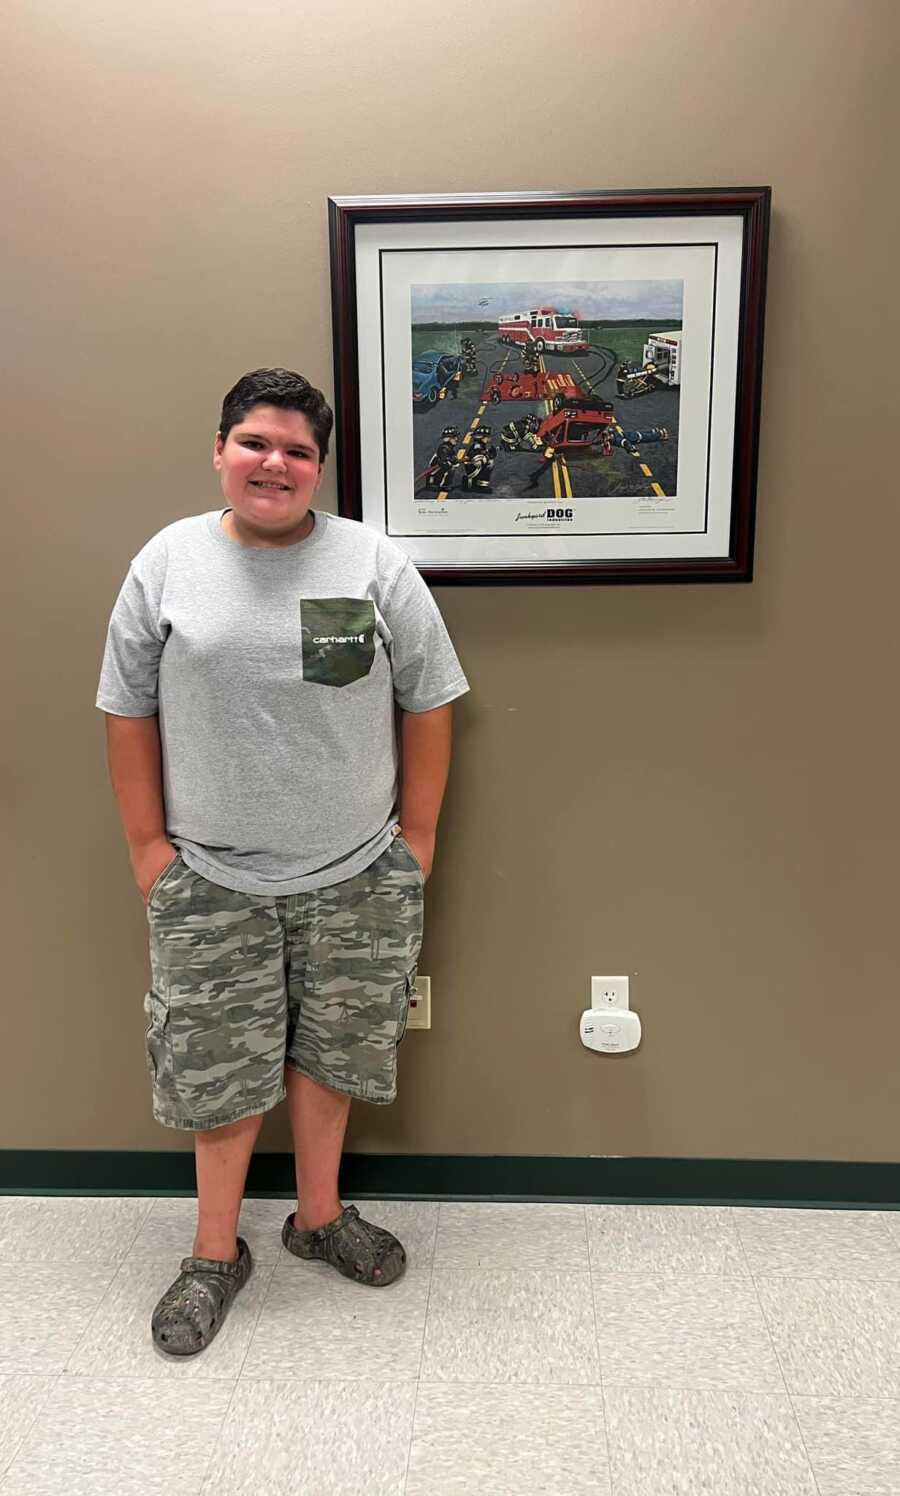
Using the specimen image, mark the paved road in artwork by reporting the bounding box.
[412,334,680,504]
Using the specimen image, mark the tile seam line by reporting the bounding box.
[197,1376,241,1496]
[588,1204,616,1496]
[743,1225,824,1496]
[0,1369,64,1490]
[785,1383,826,1496]
[401,1201,439,1494]
[234,1252,282,1378]
[199,1255,281,1494]
[738,1214,788,1402]
[59,1252,130,1378]
[234,1375,625,1388]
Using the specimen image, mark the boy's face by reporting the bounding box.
[213,404,324,536]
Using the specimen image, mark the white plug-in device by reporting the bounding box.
[580,1009,641,1053]
[580,975,641,1053]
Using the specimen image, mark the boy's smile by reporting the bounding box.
[213,404,324,547]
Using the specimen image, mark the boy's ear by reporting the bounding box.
[213,431,224,470]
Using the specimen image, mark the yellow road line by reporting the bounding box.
[542,353,572,500]
[551,454,561,499]
[537,352,568,500]
[651,482,665,498]
[640,463,651,477]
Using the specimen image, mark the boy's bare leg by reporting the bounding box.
[193,1112,266,1261]
[285,1069,351,1230]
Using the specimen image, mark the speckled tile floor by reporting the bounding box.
[1,1196,900,1493]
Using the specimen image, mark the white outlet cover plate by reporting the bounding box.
[591,975,629,1009]
[407,974,431,1030]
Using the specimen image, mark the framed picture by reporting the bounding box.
[328,187,770,585]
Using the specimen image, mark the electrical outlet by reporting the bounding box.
[591,975,629,1010]
[406,974,431,1030]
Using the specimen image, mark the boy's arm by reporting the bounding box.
[104,713,177,901]
[398,703,453,879]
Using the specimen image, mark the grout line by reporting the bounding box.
[60,1255,130,1377]
[733,1211,788,1393]
[197,1253,280,1496]
[196,1376,242,1496]
[233,1255,280,1381]
[119,1195,157,1259]
[735,1212,824,1496]
[0,1369,63,1490]
[401,1202,439,1495]
[586,1206,616,1496]
[784,1386,825,1496]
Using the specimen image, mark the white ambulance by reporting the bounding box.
[641,331,682,387]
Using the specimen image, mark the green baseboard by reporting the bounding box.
[1,1152,899,1207]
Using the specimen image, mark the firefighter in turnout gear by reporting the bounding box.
[460,337,478,376]
[462,424,496,493]
[499,412,542,452]
[425,426,461,491]
[616,361,660,399]
[614,426,669,458]
[520,341,541,374]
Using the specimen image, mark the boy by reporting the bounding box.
[96,368,468,1355]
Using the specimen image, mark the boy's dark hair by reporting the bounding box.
[218,368,334,459]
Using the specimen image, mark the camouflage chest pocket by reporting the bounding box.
[300,598,377,687]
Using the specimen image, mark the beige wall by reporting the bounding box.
[5,0,897,1159]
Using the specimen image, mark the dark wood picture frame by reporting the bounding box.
[328,187,770,585]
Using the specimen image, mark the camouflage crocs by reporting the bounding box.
[281,1204,406,1286]
[151,1237,252,1356]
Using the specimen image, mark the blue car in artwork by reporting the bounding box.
[412,350,462,407]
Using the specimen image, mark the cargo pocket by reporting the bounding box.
[396,970,417,1047]
[300,598,376,687]
[143,989,172,1084]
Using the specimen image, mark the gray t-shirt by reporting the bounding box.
[96,509,469,894]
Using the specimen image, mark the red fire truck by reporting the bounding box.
[497,306,590,355]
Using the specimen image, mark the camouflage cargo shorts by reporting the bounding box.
[143,833,424,1131]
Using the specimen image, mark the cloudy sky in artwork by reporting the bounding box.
[411,280,683,323]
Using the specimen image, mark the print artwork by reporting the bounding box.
[412,279,682,507]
